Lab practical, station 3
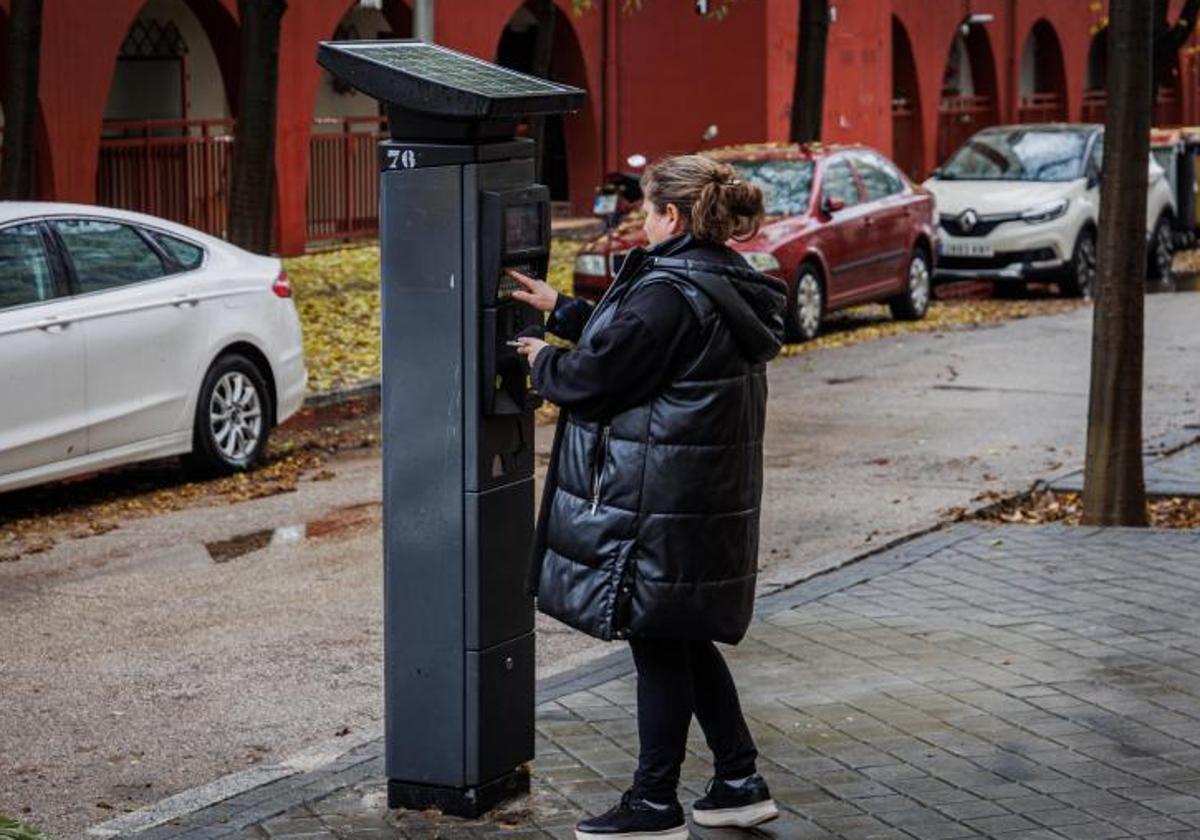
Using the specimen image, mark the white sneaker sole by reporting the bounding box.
[574,826,689,840]
[692,798,780,828]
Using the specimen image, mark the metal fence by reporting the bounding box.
[1017,92,1066,124]
[891,96,923,180]
[937,95,995,163]
[306,116,386,244]
[97,118,235,239]
[94,116,386,247]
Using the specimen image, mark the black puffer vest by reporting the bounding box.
[531,240,786,644]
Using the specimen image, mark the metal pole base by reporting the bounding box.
[387,766,531,819]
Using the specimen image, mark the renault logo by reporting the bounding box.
[959,209,978,233]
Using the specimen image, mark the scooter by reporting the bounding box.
[591,154,647,279]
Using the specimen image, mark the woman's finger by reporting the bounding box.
[506,268,538,289]
[511,289,533,304]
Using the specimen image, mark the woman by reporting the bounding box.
[512,154,786,840]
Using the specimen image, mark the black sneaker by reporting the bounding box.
[575,789,689,839]
[691,774,779,828]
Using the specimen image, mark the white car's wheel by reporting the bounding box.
[1061,229,1097,299]
[187,353,272,475]
[1148,215,1174,282]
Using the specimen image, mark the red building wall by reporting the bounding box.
[5,0,1200,255]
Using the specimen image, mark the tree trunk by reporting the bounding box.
[789,0,828,143]
[527,0,557,183]
[228,0,286,254]
[0,0,43,200]
[1082,0,1152,527]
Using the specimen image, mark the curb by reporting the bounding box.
[301,379,380,410]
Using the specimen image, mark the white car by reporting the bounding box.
[0,203,307,494]
[926,124,1176,296]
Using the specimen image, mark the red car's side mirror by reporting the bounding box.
[822,195,846,216]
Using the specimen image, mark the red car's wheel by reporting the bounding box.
[889,248,931,321]
[789,264,824,342]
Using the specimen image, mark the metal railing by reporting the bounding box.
[1082,90,1107,124]
[1084,88,1180,126]
[97,118,235,238]
[306,116,387,244]
[1018,92,1066,124]
[937,94,995,162]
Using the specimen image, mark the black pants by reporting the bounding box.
[628,638,759,802]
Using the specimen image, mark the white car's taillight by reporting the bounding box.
[272,270,293,298]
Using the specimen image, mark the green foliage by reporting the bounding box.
[0,815,52,840]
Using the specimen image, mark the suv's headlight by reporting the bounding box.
[1021,199,1070,225]
[742,251,781,272]
[574,254,608,276]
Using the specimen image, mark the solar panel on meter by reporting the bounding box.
[316,40,585,119]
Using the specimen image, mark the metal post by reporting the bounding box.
[414,0,434,43]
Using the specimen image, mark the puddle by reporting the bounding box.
[205,502,381,562]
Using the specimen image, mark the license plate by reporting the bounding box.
[941,241,994,258]
[593,193,618,214]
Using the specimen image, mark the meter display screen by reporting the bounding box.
[504,205,542,251]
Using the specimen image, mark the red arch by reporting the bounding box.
[891,2,968,182]
[0,0,62,198]
[891,15,924,180]
[275,0,413,255]
[936,22,1000,165]
[493,1,601,214]
[1018,19,1068,123]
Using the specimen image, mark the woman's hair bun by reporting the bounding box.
[641,155,765,243]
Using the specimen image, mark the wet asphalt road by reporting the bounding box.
[2,292,1199,838]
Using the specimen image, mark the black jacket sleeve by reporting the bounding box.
[544,293,594,344]
[531,282,700,422]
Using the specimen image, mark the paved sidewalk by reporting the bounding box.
[1051,440,1200,497]
[108,523,1200,840]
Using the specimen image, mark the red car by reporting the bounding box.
[572,143,938,341]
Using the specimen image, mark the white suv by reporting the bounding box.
[926,125,1176,296]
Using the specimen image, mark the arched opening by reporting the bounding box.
[891,16,924,180]
[496,3,570,203]
[936,21,999,165]
[0,6,8,179]
[97,0,238,236]
[1018,20,1068,123]
[1156,58,1184,126]
[1083,29,1108,123]
[307,0,411,244]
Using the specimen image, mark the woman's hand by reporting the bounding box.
[515,337,549,366]
[508,268,558,313]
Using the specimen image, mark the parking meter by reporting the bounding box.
[316,40,584,818]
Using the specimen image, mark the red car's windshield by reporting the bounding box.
[728,159,815,216]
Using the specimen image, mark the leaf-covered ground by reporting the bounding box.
[975,488,1200,529]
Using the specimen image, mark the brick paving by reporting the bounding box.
[117,524,1200,839]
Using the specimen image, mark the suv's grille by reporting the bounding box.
[939,213,1019,238]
